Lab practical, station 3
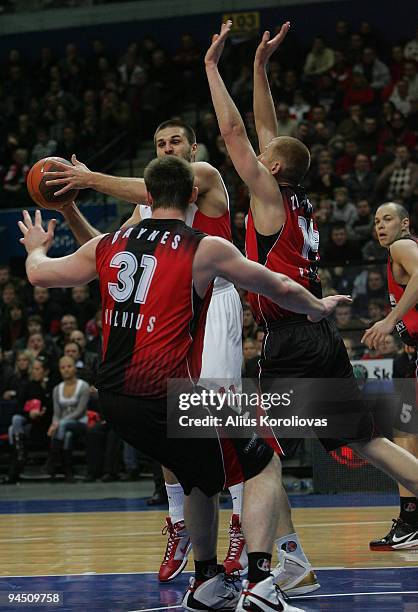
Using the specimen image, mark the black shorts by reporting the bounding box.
[98,389,273,497]
[259,318,376,455]
[394,376,418,435]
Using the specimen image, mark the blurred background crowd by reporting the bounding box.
[1,8,417,487]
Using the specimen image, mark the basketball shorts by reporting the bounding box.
[98,389,273,497]
[394,370,418,435]
[258,317,376,456]
[199,281,243,391]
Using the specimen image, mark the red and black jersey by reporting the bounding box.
[388,236,418,346]
[95,218,213,398]
[245,185,322,325]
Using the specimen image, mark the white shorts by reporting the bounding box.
[199,281,243,391]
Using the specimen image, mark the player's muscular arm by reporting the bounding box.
[44,154,147,204]
[254,23,290,152]
[387,240,418,322]
[193,237,349,320]
[120,206,142,228]
[362,239,418,348]
[192,162,227,216]
[205,22,285,233]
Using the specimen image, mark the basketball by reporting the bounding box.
[26,157,79,209]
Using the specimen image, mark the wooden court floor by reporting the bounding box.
[1,506,418,577]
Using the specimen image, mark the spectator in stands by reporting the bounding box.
[242,306,257,340]
[69,330,99,365]
[0,347,18,401]
[315,197,334,252]
[337,103,364,141]
[347,33,364,65]
[376,144,418,203]
[46,355,89,481]
[1,282,18,308]
[335,141,358,178]
[11,349,33,389]
[345,154,377,202]
[2,301,26,351]
[67,285,97,331]
[334,303,365,331]
[323,222,361,265]
[389,45,406,82]
[355,47,391,93]
[243,338,258,372]
[353,267,387,317]
[403,60,418,100]
[357,116,380,159]
[7,356,53,483]
[389,79,414,116]
[309,160,343,197]
[30,286,62,335]
[30,128,56,164]
[350,199,374,245]
[367,298,387,324]
[343,68,374,112]
[276,103,297,137]
[289,90,310,122]
[362,226,388,261]
[3,148,30,208]
[63,341,97,385]
[404,25,418,63]
[53,314,78,353]
[303,36,335,78]
[332,186,357,227]
[378,111,416,153]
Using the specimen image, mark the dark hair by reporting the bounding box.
[154,120,196,146]
[331,221,346,232]
[144,156,194,211]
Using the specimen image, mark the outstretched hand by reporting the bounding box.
[254,22,291,67]
[308,294,352,323]
[44,153,91,196]
[361,316,396,350]
[205,20,232,67]
[18,209,57,254]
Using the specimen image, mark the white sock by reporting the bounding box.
[165,483,184,525]
[275,533,309,565]
[228,482,243,518]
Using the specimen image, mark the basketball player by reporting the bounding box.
[19,156,350,612]
[205,20,418,607]
[363,202,418,549]
[45,121,246,580]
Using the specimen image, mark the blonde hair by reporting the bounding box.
[271,136,311,184]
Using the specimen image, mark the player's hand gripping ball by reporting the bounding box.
[26,157,79,209]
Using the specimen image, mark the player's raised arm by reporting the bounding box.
[194,236,350,321]
[44,154,147,204]
[18,209,101,288]
[253,22,290,152]
[204,22,283,230]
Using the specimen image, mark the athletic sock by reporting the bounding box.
[165,482,184,525]
[228,482,243,518]
[400,497,418,526]
[194,558,218,582]
[275,533,309,565]
[247,552,272,584]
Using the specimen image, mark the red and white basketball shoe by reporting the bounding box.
[223,514,248,576]
[236,576,304,612]
[158,517,191,582]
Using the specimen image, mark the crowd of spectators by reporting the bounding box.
[1,18,418,482]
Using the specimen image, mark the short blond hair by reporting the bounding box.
[271,136,310,184]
